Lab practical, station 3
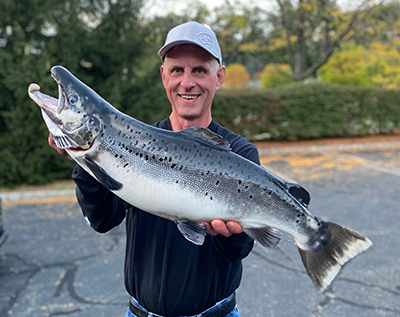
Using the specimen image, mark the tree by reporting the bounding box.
[224,63,250,88]
[212,2,270,76]
[259,63,295,87]
[319,41,400,89]
[267,0,380,81]
[0,0,148,186]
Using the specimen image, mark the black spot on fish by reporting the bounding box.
[205,192,208,196]
[115,154,118,158]
[127,125,130,129]
[216,181,220,185]
[296,220,300,223]
[238,180,242,185]
[123,163,128,168]
[238,189,241,193]
[210,196,213,200]
[159,158,163,162]
[249,195,253,199]
[171,164,176,169]
[145,155,148,161]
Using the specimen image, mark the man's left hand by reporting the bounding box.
[204,219,243,237]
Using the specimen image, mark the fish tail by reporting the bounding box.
[297,221,372,292]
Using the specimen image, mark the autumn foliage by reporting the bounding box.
[224,63,250,89]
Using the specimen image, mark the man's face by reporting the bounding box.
[161,45,225,123]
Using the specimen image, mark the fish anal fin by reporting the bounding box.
[244,226,282,248]
[297,221,372,292]
[179,127,231,151]
[84,156,123,191]
[176,220,208,245]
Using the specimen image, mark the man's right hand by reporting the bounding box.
[48,133,73,160]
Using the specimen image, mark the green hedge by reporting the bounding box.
[213,83,400,141]
[1,82,400,188]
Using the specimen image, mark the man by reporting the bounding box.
[50,21,260,317]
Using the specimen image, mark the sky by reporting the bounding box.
[142,0,364,20]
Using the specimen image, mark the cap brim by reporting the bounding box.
[158,40,221,64]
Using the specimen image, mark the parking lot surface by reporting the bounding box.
[1,136,400,316]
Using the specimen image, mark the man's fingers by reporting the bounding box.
[226,221,243,234]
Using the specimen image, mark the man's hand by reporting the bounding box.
[48,133,73,160]
[203,219,243,237]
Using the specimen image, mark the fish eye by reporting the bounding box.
[69,95,79,104]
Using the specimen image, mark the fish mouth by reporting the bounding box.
[28,82,65,115]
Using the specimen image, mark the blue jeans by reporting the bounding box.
[125,294,240,317]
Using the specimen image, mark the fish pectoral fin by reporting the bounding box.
[176,220,208,246]
[179,127,231,151]
[286,182,310,207]
[244,226,282,248]
[84,156,123,191]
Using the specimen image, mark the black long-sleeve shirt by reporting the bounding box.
[72,119,260,316]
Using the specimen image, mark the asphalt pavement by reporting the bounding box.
[1,136,400,317]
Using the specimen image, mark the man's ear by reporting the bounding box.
[216,65,226,91]
[160,65,166,87]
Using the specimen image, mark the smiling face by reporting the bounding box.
[160,44,225,130]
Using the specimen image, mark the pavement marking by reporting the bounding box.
[334,153,400,178]
[1,196,77,205]
[257,142,400,154]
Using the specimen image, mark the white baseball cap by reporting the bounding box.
[158,21,222,65]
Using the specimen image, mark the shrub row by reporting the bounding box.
[214,83,400,141]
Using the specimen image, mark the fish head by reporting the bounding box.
[28,66,103,150]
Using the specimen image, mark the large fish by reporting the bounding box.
[28,66,372,292]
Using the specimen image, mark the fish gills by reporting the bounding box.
[298,221,372,292]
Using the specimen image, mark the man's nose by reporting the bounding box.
[180,71,195,89]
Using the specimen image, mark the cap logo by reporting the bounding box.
[197,32,213,48]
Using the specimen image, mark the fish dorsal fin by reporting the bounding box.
[286,182,310,207]
[179,127,231,151]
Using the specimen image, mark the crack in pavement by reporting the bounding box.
[0,234,126,316]
[252,245,400,316]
